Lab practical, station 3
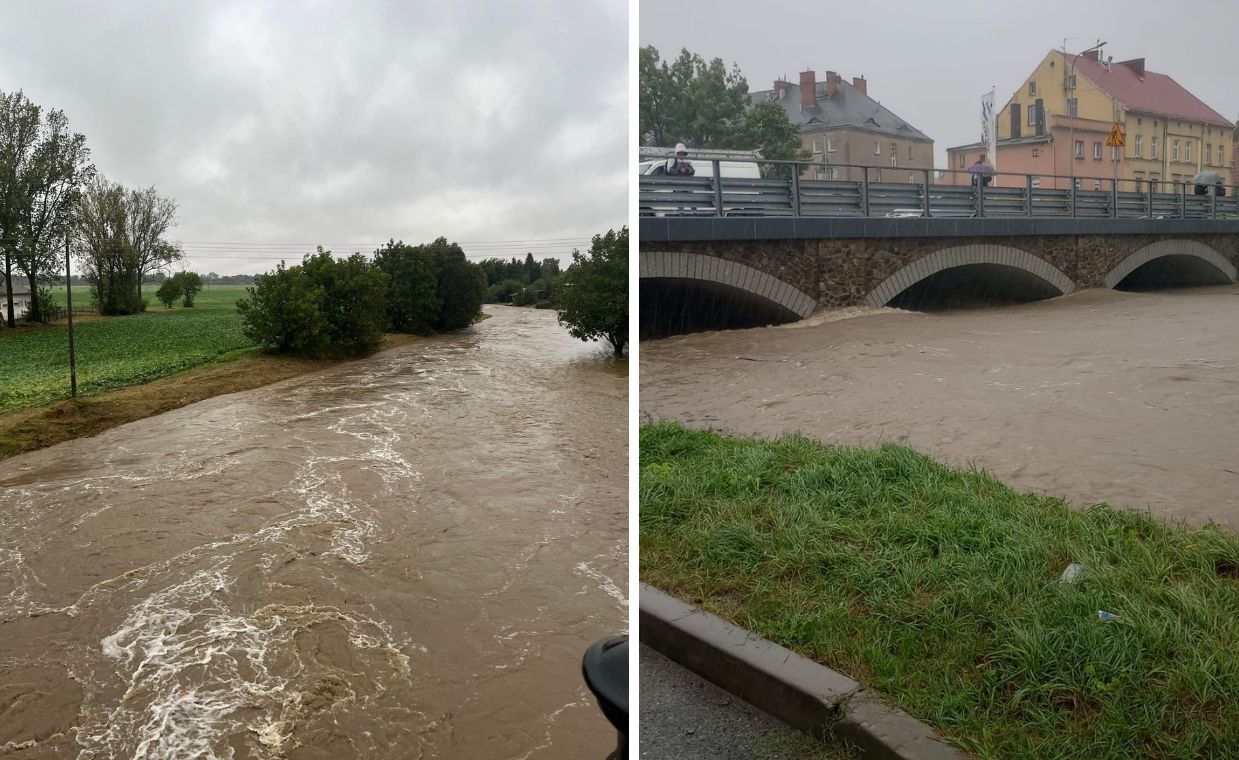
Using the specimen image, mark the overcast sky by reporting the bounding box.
[641,0,1239,167]
[0,0,627,275]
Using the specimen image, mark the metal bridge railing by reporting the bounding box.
[638,157,1239,220]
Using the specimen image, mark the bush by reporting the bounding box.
[373,240,441,333]
[429,239,486,331]
[236,262,329,355]
[301,249,389,355]
[554,227,628,355]
[486,278,525,304]
[174,271,203,307]
[156,279,182,309]
[33,286,64,323]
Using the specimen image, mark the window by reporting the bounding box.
[1206,144,1212,164]
[816,166,837,180]
[1151,136,1159,159]
[1093,142,1102,160]
[1094,180,1102,191]
[958,154,965,168]
[907,145,914,160]
[909,174,917,184]
[874,139,881,156]
[1172,139,1180,161]
[890,152,897,167]
[1067,98,1078,118]
[1074,178,1082,190]
[1030,175,1041,189]
[1027,103,1037,126]
[1075,140,1084,159]
[1219,145,1225,166]
[812,138,822,154]
[1032,148,1040,157]
[1066,74,1077,90]
[890,142,896,156]
[826,137,836,152]
[1186,142,1193,163]
[1134,134,1143,158]
[1028,81,1037,96]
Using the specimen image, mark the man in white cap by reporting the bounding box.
[663,143,695,176]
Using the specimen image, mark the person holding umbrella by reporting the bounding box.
[967,154,995,188]
[1192,171,1225,196]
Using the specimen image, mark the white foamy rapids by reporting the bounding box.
[83,565,414,759]
[574,560,627,608]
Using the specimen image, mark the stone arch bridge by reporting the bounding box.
[639,218,1239,331]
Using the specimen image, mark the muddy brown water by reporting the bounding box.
[0,306,626,759]
[641,285,1239,528]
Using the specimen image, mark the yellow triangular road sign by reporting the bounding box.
[1106,123,1126,148]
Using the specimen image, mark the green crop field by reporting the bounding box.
[0,285,255,412]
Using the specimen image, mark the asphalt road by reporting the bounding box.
[638,645,856,760]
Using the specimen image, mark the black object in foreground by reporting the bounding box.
[582,633,629,759]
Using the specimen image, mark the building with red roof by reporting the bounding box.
[945,49,1233,192]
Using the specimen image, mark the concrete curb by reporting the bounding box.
[640,583,967,760]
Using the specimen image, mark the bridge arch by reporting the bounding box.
[639,251,816,319]
[1103,239,1237,290]
[865,244,1075,308]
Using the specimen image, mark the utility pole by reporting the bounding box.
[64,234,77,399]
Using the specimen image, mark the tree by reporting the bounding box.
[125,186,181,295]
[72,177,180,315]
[172,271,203,307]
[427,238,486,331]
[373,240,441,333]
[1,90,94,326]
[155,278,181,308]
[638,47,807,173]
[301,248,389,355]
[639,47,749,149]
[74,177,143,314]
[553,227,628,355]
[523,252,541,284]
[236,261,329,355]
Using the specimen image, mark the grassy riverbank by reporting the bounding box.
[0,332,423,461]
[1,285,253,412]
[640,421,1239,759]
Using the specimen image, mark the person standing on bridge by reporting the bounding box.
[663,143,696,176]
[968,154,995,188]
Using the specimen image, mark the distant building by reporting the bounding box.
[0,281,32,322]
[945,50,1233,191]
[750,70,933,182]
[1233,119,1239,187]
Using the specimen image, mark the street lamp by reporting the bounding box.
[1066,39,1106,190]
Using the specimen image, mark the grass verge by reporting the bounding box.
[0,333,421,461]
[640,421,1239,760]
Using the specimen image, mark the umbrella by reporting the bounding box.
[967,160,995,176]
[1192,171,1222,185]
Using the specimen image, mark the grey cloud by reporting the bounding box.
[0,0,628,273]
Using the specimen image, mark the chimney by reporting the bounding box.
[800,70,816,109]
[773,79,787,99]
[1118,58,1145,77]
[825,70,839,98]
[1082,49,1100,61]
[852,76,867,96]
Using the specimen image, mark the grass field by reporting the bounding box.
[640,422,1239,760]
[0,285,254,412]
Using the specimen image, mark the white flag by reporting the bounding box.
[981,90,997,170]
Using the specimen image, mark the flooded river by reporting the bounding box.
[641,286,1239,528]
[0,306,626,759]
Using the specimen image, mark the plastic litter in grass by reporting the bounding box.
[1060,563,1084,583]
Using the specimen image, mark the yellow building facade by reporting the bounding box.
[987,50,1232,191]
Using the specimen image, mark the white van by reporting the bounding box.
[637,158,761,179]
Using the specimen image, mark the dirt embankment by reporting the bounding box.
[0,333,423,461]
